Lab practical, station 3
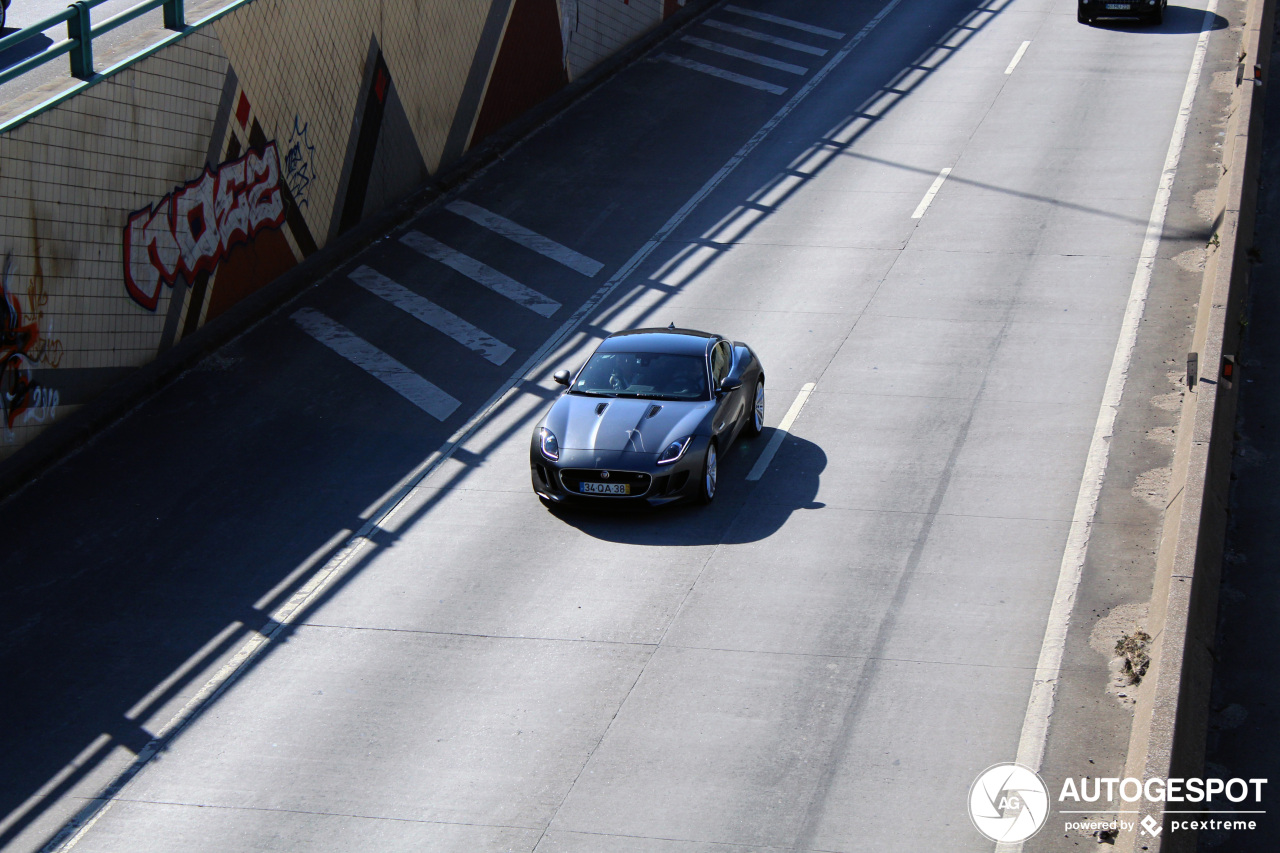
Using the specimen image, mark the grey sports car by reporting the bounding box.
[530,326,766,506]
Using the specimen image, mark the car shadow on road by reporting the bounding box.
[1085,6,1228,34]
[547,432,826,547]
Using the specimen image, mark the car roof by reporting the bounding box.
[596,327,719,356]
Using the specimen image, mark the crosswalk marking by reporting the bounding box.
[446,201,604,277]
[660,54,789,94]
[291,308,461,421]
[723,5,846,39]
[703,20,828,56]
[348,266,515,366]
[682,35,808,75]
[400,231,561,318]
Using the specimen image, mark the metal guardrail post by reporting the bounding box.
[163,0,185,31]
[67,1,94,79]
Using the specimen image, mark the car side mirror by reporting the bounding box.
[718,376,742,394]
[553,369,572,386]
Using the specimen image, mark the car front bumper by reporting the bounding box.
[1079,0,1161,17]
[530,439,709,507]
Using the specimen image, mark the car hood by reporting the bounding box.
[546,394,711,453]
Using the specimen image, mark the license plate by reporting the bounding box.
[580,481,630,495]
[1105,3,1128,8]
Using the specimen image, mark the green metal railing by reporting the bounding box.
[0,0,185,85]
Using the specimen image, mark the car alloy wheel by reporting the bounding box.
[699,441,718,504]
[746,379,765,437]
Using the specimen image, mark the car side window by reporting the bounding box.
[710,342,731,384]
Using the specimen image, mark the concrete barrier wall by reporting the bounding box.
[0,0,693,466]
[1117,0,1274,849]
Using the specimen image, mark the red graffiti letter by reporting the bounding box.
[173,170,220,278]
[215,158,248,251]
[123,200,179,311]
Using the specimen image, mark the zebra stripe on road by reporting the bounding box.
[292,308,461,421]
[400,231,561,318]
[348,265,515,366]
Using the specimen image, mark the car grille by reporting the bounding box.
[559,469,652,497]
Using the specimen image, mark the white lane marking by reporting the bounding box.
[747,383,815,481]
[723,4,846,39]
[400,231,561,318]
[291,308,461,421]
[1004,40,1030,75]
[999,5,1220,851]
[704,20,829,56]
[682,35,809,75]
[349,265,514,366]
[660,54,789,95]
[445,200,604,277]
[911,167,952,219]
[45,4,907,850]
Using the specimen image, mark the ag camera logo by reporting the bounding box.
[969,763,1051,843]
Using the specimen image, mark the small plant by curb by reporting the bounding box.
[1116,631,1153,685]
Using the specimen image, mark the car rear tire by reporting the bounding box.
[744,378,765,438]
[1077,6,1090,23]
[1151,5,1163,24]
[697,440,718,505]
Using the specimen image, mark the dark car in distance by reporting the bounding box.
[530,326,765,506]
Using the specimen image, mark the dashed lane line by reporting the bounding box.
[911,166,952,219]
[746,383,815,481]
[1005,40,1030,75]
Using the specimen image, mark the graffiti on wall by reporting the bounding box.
[23,265,63,369]
[123,143,287,311]
[1,254,59,439]
[284,116,316,210]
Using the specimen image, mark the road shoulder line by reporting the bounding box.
[999,5,1221,852]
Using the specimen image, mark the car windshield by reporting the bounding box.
[571,351,709,401]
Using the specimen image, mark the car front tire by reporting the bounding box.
[697,440,718,505]
[744,378,765,438]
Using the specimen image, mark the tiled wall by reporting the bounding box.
[0,0,689,466]
[564,0,667,80]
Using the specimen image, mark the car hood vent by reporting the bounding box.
[595,402,610,416]
[646,405,662,419]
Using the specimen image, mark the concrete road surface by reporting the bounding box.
[0,0,1243,851]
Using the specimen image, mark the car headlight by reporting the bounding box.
[657,436,693,465]
[539,427,560,461]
